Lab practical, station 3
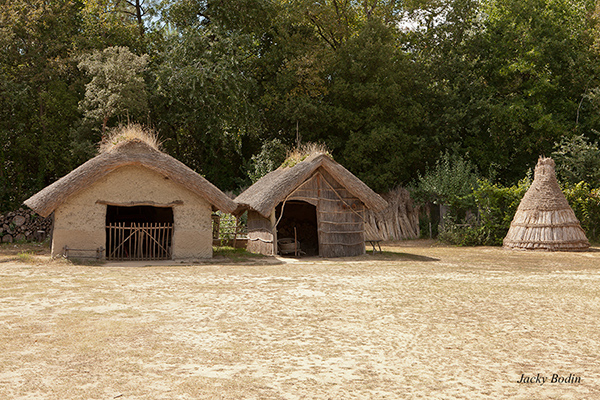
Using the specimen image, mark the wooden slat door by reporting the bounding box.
[106,222,172,260]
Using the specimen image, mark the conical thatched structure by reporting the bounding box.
[503,157,589,251]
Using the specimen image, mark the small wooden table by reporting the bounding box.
[366,240,382,254]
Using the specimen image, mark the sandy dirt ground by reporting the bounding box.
[0,241,599,399]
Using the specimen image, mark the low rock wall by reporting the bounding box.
[0,208,53,243]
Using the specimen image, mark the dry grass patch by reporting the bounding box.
[0,241,599,399]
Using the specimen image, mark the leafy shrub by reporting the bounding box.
[438,221,487,246]
[436,177,530,246]
[213,211,247,245]
[563,181,600,242]
[412,151,481,221]
[552,135,600,185]
[248,139,288,183]
[472,177,531,245]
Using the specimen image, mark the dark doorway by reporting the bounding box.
[275,201,319,256]
[106,205,174,224]
[105,205,174,260]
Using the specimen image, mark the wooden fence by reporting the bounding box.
[106,222,172,260]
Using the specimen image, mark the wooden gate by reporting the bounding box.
[106,222,173,260]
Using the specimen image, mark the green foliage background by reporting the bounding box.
[563,182,600,242]
[1,0,600,215]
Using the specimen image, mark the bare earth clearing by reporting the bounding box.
[0,241,599,399]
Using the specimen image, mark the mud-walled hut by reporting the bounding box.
[503,157,589,251]
[24,126,236,260]
[235,152,388,257]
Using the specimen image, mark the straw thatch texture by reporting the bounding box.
[246,210,277,255]
[24,139,236,217]
[99,124,162,154]
[235,153,387,218]
[364,187,420,241]
[503,157,589,251]
[236,153,387,258]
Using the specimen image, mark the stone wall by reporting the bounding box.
[0,208,53,243]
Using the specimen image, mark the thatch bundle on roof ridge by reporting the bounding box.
[503,157,589,251]
[100,124,162,154]
[280,142,331,169]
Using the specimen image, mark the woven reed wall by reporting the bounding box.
[245,168,366,257]
[289,169,365,257]
[246,210,276,255]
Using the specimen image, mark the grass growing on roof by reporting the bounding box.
[99,123,162,153]
[280,142,331,169]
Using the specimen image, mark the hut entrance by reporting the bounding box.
[276,201,319,256]
[105,205,174,260]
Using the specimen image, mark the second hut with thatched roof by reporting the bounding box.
[235,151,388,257]
[503,157,589,251]
[25,125,236,260]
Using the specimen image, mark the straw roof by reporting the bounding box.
[24,139,237,217]
[235,153,388,217]
[99,123,162,154]
[503,157,589,251]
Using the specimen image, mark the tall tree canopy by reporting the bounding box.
[1,0,600,211]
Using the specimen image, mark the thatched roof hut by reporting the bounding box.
[235,153,387,257]
[503,157,589,251]
[25,132,236,260]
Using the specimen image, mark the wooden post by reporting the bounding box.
[233,216,239,249]
[294,227,298,257]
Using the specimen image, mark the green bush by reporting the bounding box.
[436,177,530,246]
[412,151,481,221]
[563,181,600,242]
[552,135,600,185]
[438,221,487,246]
[213,211,247,245]
[472,177,531,245]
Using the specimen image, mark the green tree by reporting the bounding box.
[149,1,262,190]
[78,46,149,135]
[252,1,432,191]
[552,135,600,186]
[248,139,289,183]
[0,0,83,210]
[412,0,600,184]
[77,0,149,51]
[412,151,481,214]
[328,18,429,191]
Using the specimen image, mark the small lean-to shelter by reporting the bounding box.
[503,157,589,251]
[235,152,388,257]
[24,127,236,260]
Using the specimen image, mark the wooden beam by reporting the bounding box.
[96,200,183,207]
